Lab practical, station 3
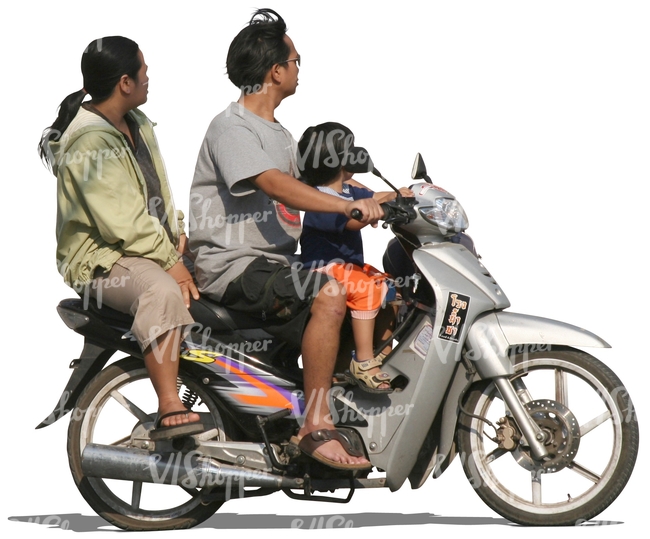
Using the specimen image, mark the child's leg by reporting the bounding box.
[351,317,376,360]
[373,304,396,359]
[350,315,390,391]
[326,262,393,392]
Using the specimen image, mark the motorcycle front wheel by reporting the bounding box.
[68,356,229,531]
[457,347,638,526]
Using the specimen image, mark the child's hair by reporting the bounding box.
[297,122,356,186]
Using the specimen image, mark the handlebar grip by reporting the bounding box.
[380,203,394,220]
[350,208,363,221]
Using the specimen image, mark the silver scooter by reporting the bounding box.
[40,153,638,530]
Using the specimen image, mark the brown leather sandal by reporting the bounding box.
[149,410,204,441]
[289,429,372,470]
[345,356,394,394]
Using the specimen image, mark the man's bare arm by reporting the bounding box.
[250,169,384,223]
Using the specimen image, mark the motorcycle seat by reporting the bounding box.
[189,297,270,333]
[59,296,269,335]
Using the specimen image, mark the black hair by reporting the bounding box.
[226,8,290,92]
[297,122,357,187]
[38,36,141,165]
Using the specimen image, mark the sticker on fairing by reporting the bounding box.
[438,292,470,343]
[411,322,433,360]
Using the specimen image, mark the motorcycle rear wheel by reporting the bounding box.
[68,356,228,531]
[457,347,638,526]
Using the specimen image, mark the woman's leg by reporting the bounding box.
[91,257,198,428]
[144,327,200,426]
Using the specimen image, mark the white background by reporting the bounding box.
[3,0,647,537]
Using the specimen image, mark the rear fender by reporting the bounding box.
[36,342,116,428]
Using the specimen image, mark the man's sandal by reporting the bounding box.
[345,356,394,394]
[289,429,372,470]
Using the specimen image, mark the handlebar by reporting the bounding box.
[350,197,418,226]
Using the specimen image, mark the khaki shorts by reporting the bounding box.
[89,257,194,351]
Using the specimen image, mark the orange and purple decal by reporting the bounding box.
[181,349,301,416]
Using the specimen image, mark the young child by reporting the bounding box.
[297,122,413,393]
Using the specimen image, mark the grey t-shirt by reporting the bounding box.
[189,102,301,301]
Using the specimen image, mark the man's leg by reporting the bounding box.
[298,279,370,466]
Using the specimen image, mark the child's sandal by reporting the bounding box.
[345,356,394,394]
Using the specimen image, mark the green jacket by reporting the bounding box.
[50,107,184,289]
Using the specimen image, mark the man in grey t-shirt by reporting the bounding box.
[189,9,383,470]
[190,100,302,301]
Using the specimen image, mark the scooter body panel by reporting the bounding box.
[355,244,512,489]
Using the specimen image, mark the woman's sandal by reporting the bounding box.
[149,410,204,441]
[345,356,394,394]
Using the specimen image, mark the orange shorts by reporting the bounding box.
[321,262,390,319]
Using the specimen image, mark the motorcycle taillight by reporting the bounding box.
[57,306,90,330]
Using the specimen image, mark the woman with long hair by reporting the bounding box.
[39,36,202,440]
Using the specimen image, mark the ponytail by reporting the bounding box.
[38,36,140,171]
[38,89,86,168]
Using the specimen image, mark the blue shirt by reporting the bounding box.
[300,184,374,268]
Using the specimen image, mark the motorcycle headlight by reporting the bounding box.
[418,198,469,235]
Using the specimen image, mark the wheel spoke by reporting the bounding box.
[580,411,612,436]
[531,471,542,505]
[70,359,229,529]
[555,369,568,406]
[568,461,601,483]
[179,485,201,497]
[458,352,638,526]
[131,481,143,510]
[110,434,135,447]
[486,447,509,464]
[110,389,152,423]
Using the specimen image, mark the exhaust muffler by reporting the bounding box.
[81,443,303,490]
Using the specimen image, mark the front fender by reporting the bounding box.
[466,311,610,379]
[496,311,610,349]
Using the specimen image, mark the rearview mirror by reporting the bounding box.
[411,153,432,183]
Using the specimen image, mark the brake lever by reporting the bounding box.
[381,198,417,227]
[350,197,416,225]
